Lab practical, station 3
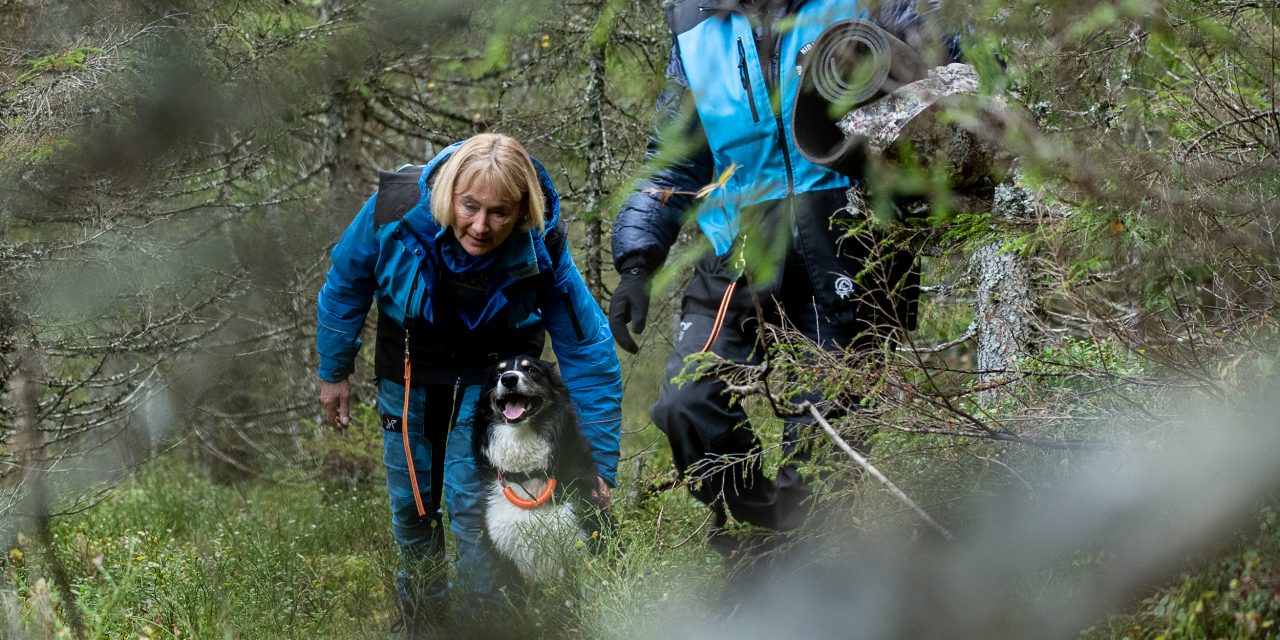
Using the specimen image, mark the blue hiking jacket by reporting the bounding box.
[317,141,624,484]
[612,0,957,329]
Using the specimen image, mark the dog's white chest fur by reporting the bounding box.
[481,422,585,579]
[483,480,585,580]
[482,423,552,474]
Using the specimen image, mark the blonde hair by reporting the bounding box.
[430,133,545,232]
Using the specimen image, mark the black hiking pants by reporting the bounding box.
[652,250,863,532]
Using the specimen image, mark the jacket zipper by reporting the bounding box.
[561,293,585,342]
[736,37,761,123]
[408,259,427,323]
[775,115,795,197]
[764,26,796,196]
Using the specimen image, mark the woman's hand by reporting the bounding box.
[319,379,351,431]
[592,476,612,508]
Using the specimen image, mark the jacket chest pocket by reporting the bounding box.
[376,225,434,322]
[502,281,545,331]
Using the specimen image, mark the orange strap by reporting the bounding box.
[497,470,557,509]
[402,356,427,517]
[699,280,737,353]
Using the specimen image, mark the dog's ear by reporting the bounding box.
[539,358,569,393]
[534,357,558,373]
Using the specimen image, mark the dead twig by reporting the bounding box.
[799,401,954,541]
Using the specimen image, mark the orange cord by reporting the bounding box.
[402,356,427,517]
[699,280,737,353]
[499,476,557,509]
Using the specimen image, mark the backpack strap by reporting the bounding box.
[374,164,426,228]
[669,0,716,36]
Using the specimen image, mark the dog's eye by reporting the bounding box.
[520,359,530,368]
[498,361,507,369]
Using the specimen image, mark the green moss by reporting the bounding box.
[15,47,103,85]
[23,137,73,164]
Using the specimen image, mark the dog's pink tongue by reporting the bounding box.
[502,399,527,421]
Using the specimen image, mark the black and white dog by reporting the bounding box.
[473,357,607,580]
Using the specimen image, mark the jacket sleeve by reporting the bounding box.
[541,242,624,486]
[876,0,964,64]
[611,40,715,273]
[316,195,379,382]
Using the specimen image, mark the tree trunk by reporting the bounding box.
[324,87,369,209]
[580,1,608,300]
[973,181,1037,403]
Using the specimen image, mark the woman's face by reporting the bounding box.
[450,177,522,257]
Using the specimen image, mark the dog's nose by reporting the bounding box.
[500,373,519,389]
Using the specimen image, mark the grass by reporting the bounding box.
[4,418,1278,639]
[0,405,727,639]
[0,445,397,639]
[3,333,1279,638]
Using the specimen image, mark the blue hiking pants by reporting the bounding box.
[377,379,513,616]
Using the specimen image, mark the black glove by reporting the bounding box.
[609,261,652,354]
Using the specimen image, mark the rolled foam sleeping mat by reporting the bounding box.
[793,19,927,179]
[804,19,893,108]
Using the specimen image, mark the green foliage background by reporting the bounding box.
[1,0,1278,638]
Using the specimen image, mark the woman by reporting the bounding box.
[315,134,622,629]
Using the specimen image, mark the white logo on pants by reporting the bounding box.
[835,276,855,300]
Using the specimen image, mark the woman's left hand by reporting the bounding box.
[592,476,611,508]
